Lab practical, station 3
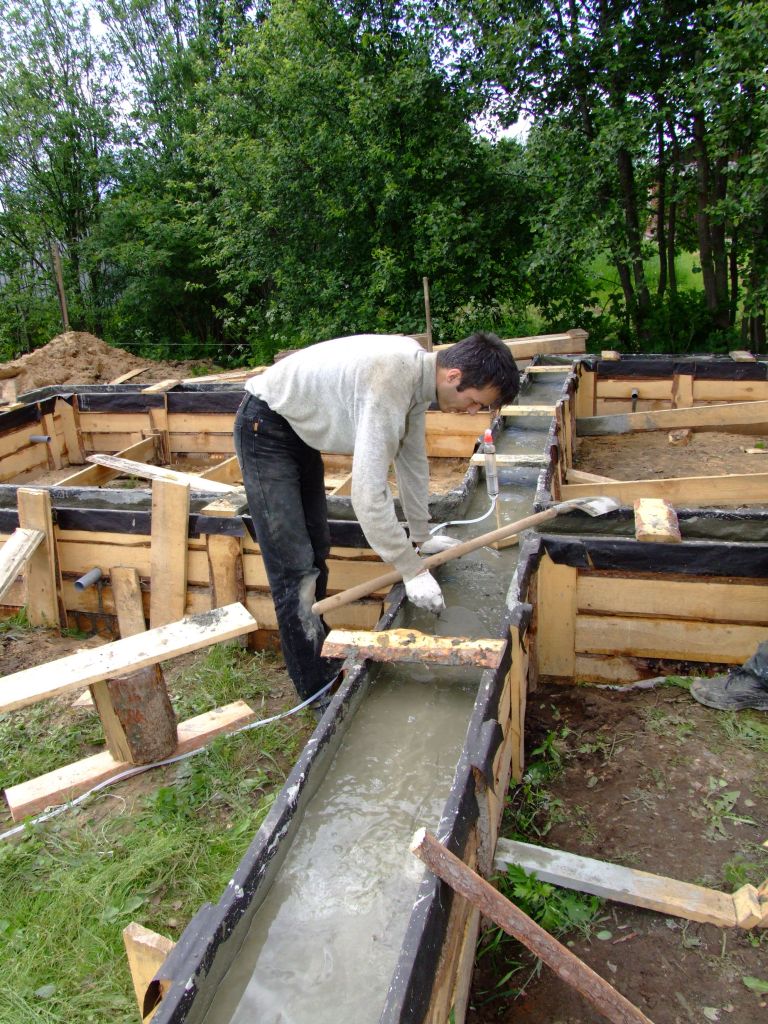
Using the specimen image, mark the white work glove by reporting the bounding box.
[418,534,463,556]
[404,571,445,614]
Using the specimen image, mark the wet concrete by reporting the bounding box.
[201,379,562,1024]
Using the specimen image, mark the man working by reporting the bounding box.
[234,332,520,705]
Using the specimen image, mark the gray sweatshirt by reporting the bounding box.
[246,335,437,580]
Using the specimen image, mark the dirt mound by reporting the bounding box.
[1,331,222,396]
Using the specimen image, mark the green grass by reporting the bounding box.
[588,251,703,309]
[0,642,307,1024]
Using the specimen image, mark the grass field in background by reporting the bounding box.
[588,251,702,308]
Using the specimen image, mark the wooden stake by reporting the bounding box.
[50,241,69,331]
[410,828,655,1024]
[16,488,63,627]
[149,479,190,628]
[123,923,175,1022]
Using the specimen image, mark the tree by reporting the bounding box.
[0,0,121,352]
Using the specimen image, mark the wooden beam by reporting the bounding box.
[577,399,768,436]
[633,498,681,543]
[500,404,557,417]
[493,839,738,927]
[411,828,655,1024]
[535,553,577,678]
[729,350,756,362]
[575,368,596,418]
[56,397,85,464]
[577,575,768,625]
[58,436,158,487]
[142,379,181,393]
[0,528,44,603]
[109,367,149,384]
[321,628,506,668]
[0,602,256,713]
[575,614,766,664]
[149,479,190,628]
[329,471,353,496]
[4,700,256,821]
[200,491,249,517]
[566,468,617,484]
[525,365,572,374]
[85,454,237,493]
[206,534,245,609]
[123,922,176,1022]
[560,471,768,507]
[199,454,241,485]
[16,488,63,627]
[469,452,547,468]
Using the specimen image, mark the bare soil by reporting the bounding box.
[3,331,221,397]
[574,430,768,481]
[469,682,768,1024]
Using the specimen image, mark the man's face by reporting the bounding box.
[436,368,501,414]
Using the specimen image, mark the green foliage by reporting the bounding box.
[497,863,601,937]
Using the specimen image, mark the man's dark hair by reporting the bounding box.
[436,331,520,406]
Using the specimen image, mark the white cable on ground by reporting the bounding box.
[0,678,335,844]
[428,494,498,535]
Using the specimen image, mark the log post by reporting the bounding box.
[89,566,177,764]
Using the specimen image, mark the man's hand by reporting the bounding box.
[418,534,463,556]
[404,571,445,613]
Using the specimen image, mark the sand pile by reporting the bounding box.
[0,332,221,396]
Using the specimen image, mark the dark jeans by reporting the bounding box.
[234,393,341,701]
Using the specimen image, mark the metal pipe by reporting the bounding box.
[74,567,103,591]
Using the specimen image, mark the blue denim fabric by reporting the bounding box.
[234,394,341,700]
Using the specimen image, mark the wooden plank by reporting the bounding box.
[149,479,190,628]
[693,379,768,403]
[575,614,766,664]
[0,602,256,713]
[596,380,673,402]
[142,379,181,393]
[84,454,236,492]
[165,413,236,434]
[577,399,768,436]
[77,412,152,434]
[200,491,249,517]
[58,436,159,487]
[110,366,149,384]
[469,452,547,468]
[633,498,681,543]
[4,700,256,820]
[671,373,694,409]
[525,365,572,374]
[199,455,241,485]
[508,624,528,783]
[425,412,489,437]
[535,553,577,677]
[56,398,85,464]
[207,534,245,609]
[123,922,175,1021]
[16,488,62,626]
[412,829,654,1024]
[0,528,44,602]
[493,839,738,927]
[577,575,768,625]
[41,411,64,469]
[574,368,596,418]
[0,445,49,482]
[559,471,768,506]
[321,628,506,668]
[329,471,353,496]
[500,404,557,417]
[729,350,756,362]
[566,468,617,484]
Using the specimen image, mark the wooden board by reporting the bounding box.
[149,479,190,628]
[500,404,557,417]
[322,628,506,668]
[4,700,256,821]
[85,454,237,493]
[58,436,158,487]
[493,839,738,927]
[0,528,43,603]
[0,602,256,713]
[535,554,577,677]
[123,922,176,1020]
[16,488,62,627]
[577,399,768,436]
[574,614,766,664]
[469,452,547,468]
[559,471,768,507]
[633,498,681,543]
[577,574,768,625]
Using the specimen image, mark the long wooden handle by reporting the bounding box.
[411,828,655,1024]
[312,505,559,616]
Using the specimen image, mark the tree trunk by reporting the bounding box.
[655,123,667,297]
[616,146,651,342]
[692,111,729,328]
